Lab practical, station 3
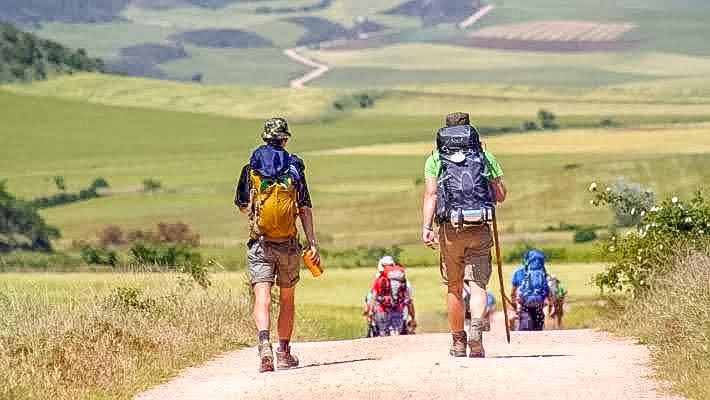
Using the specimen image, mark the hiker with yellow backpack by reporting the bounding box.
[235,117,320,373]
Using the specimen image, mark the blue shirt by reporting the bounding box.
[511,267,526,288]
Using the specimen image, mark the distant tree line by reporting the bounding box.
[0,22,104,83]
[28,178,109,209]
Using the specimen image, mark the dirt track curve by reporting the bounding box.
[136,312,681,400]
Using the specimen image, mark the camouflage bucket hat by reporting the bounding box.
[262,117,292,140]
[445,112,470,127]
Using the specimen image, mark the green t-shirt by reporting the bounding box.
[424,150,504,180]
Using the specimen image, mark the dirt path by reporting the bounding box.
[284,48,329,88]
[136,313,681,400]
[459,4,495,29]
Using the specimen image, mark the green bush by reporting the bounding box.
[142,178,162,192]
[590,184,709,295]
[522,120,538,131]
[573,228,598,243]
[80,245,119,266]
[537,109,559,130]
[0,181,60,252]
[29,177,110,209]
[320,245,402,268]
[129,243,202,268]
[503,242,567,263]
[0,251,81,270]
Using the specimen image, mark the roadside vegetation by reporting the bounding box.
[589,187,709,399]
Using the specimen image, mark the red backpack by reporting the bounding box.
[375,265,408,311]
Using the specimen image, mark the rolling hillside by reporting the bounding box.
[13,0,709,88]
[0,23,104,82]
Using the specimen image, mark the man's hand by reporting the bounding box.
[422,228,439,249]
[307,245,320,265]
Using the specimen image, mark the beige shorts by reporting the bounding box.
[247,238,300,288]
[439,223,493,290]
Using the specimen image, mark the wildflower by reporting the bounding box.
[630,207,636,215]
[588,182,598,192]
[684,217,692,223]
[672,196,679,204]
[605,187,611,193]
[659,244,664,250]
[650,206,660,212]
[608,245,616,252]
[589,199,597,206]
[637,255,642,261]
[640,211,646,217]
[699,230,705,234]
[611,236,616,241]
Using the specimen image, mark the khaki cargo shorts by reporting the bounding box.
[439,223,493,289]
[247,238,300,288]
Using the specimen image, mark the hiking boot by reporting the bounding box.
[468,318,485,358]
[276,346,299,369]
[449,331,467,357]
[258,342,274,373]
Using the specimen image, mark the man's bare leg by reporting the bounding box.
[253,282,272,332]
[253,282,274,372]
[278,286,295,344]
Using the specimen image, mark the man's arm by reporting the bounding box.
[422,177,439,249]
[491,178,507,203]
[235,165,251,214]
[298,207,320,265]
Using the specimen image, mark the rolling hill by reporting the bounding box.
[0,23,104,82]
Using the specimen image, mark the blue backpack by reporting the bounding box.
[434,125,494,226]
[518,249,549,308]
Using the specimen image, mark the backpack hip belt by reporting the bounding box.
[449,207,493,228]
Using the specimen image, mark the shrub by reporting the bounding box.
[129,242,202,268]
[0,181,60,252]
[522,120,538,131]
[0,251,81,270]
[98,225,125,246]
[573,228,598,243]
[156,222,200,246]
[590,183,709,295]
[52,176,66,191]
[320,245,402,268]
[591,179,654,227]
[80,245,119,266]
[537,109,559,130]
[142,178,162,192]
[503,242,567,263]
[29,177,110,209]
[600,118,617,127]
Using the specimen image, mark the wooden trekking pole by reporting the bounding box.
[491,209,511,343]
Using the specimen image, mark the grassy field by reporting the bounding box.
[1,78,709,254]
[0,264,605,399]
[24,0,710,87]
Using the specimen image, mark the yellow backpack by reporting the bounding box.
[248,169,298,240]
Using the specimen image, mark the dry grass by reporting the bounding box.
[0,275,255,400]
[612,251,710,400]
[313,123,710,156]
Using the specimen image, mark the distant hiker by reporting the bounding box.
[367,256,416,336]
[511,249,550,331]
[547,274,568,329]
[421,112,507,357]
[464,285,495,332]
[235,117,320,373]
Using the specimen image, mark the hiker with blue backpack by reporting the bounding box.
[511,249,550,331]
[235,117,320,373]
[422,112,508,357]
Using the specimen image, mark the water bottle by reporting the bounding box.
[302,248,323,278]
